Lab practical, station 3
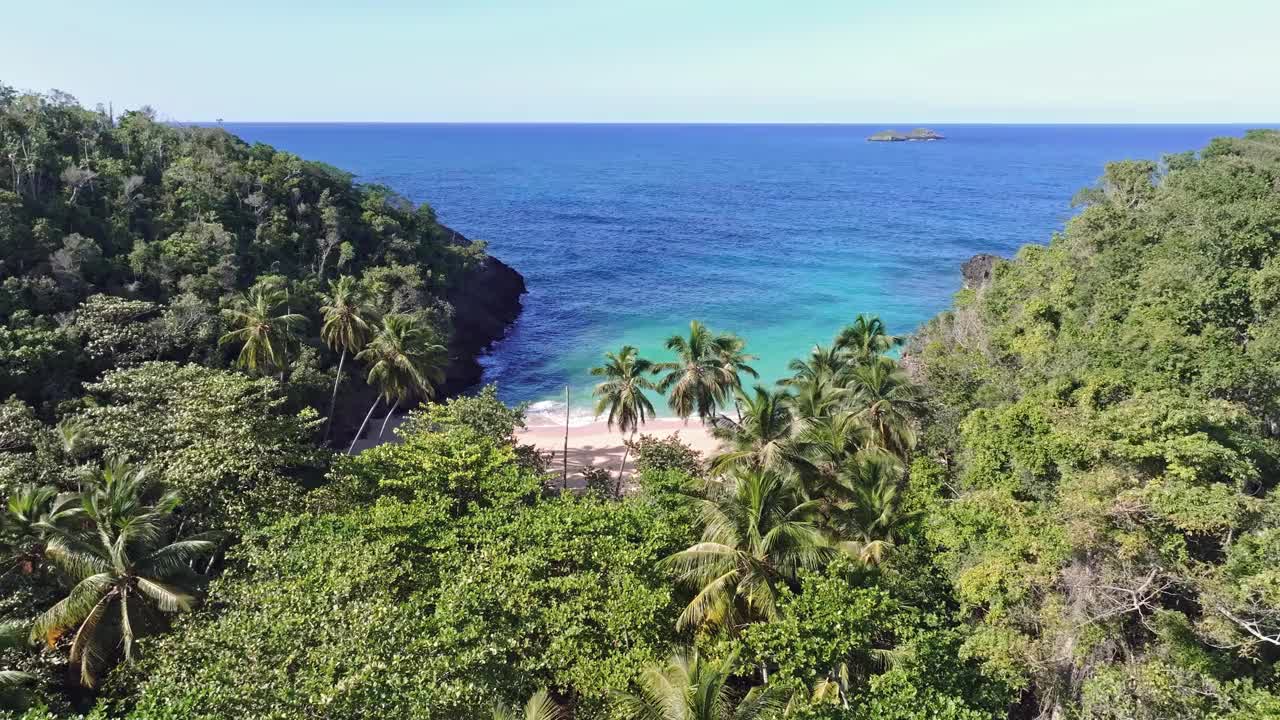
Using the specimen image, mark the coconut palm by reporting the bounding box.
[591,345,659,490]
[348,314,448,453]
[782,411,872,499]
[834,314,902,366]
[826,452,919,566]
[663,468,832,631]
[844,357,922,459]
[31,458,217,687]
[710,386,794,475]
[784,376,848,428]
[3,484,81,575]
[614,647,784,720]
[492,688,565,720]
[320,275,380,442]
[712,334,759,407]
[657,321,727,422]
[658,321,752,422]
[219,285,306,377]
[0,620,34,711]
[779,344,844,388]
[55,417,90,463]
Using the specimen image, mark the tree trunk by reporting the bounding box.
[562,385,570,490]
[323,349,346,443]
[378,399,399,438]
[347,397,382,455]
[615,429,634,496]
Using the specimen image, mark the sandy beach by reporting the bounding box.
[518,418,720,487]
[351,413,720,487]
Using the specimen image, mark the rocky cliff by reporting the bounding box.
[901,252,1001,382]
[440,225,527,394]
[961,253,1001,290]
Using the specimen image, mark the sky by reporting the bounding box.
[4,0,1279,123]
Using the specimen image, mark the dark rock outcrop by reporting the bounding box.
[440,225,527,394]
[900,253,1001,383]
[961,253,1001,290]
[329,227,524,449]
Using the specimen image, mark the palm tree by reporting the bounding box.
[784,376,848,428]
[614,648,784,720]
[710,386,794,475]
[658,321,751,422]
[320,275,380,442]
[834,314,901,366]
[826,452,919,566]
[219,285,306,378]
[779,344,844,388]
[844,357,922,459]
[591,345,659,490]
[662,468,832,632]
[348,314,447,454]
[492,689,565,720]
[55,417,90,463]
[712,334,759,412]
[31,458,217,687]
[657,321,724,422]
[3,484,81,575]
[782,411,872,500]
[0,621,34,711]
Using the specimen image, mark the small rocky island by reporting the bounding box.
[868,127,945,142]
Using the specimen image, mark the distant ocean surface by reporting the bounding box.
[218,123,1268,424]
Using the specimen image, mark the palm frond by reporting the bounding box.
[30,573,114,644]
[134,577,196,613]
[0,669,34,690]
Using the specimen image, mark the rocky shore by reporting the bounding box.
[901,252,1001,383]
[961,253,1000,290]
[334,226,525,448]
[440,225,527,395]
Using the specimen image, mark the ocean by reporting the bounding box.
[218,123,1265,424]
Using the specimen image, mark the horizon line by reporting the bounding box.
[176,120,1280,127]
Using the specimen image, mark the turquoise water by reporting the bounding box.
[221,123,1266,423]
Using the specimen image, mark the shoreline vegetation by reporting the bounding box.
[0,83,524,452]
[3,83,1280,720]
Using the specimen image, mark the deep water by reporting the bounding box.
[219,123,1265,423]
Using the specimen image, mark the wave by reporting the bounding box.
[524,400,600,428]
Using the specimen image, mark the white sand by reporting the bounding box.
[518,418,720,487]
[350,413,720,488]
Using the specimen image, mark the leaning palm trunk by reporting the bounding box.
[378,399,399,438]
[615,429,635,495]
[323,349,346,443]
[348,397,382,455]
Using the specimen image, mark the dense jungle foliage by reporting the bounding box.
[2,84,1279,720]
[0,83,486,419]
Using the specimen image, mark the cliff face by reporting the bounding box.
[333,226,524,448]
[961,253,1001,290]
[440,225,527,394]
[901,252,1001,383]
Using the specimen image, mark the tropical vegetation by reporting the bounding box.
[3,82,1279,720]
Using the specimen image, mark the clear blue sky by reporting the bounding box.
[5,0,1279,122]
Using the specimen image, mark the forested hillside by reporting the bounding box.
[908,129,1280,718]
[2,87,1278,720]
[0,83,513,425]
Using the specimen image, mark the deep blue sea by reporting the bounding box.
[219,123,1266,423]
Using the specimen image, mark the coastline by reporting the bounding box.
[518,418,719,487]
[352,413,719,487]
